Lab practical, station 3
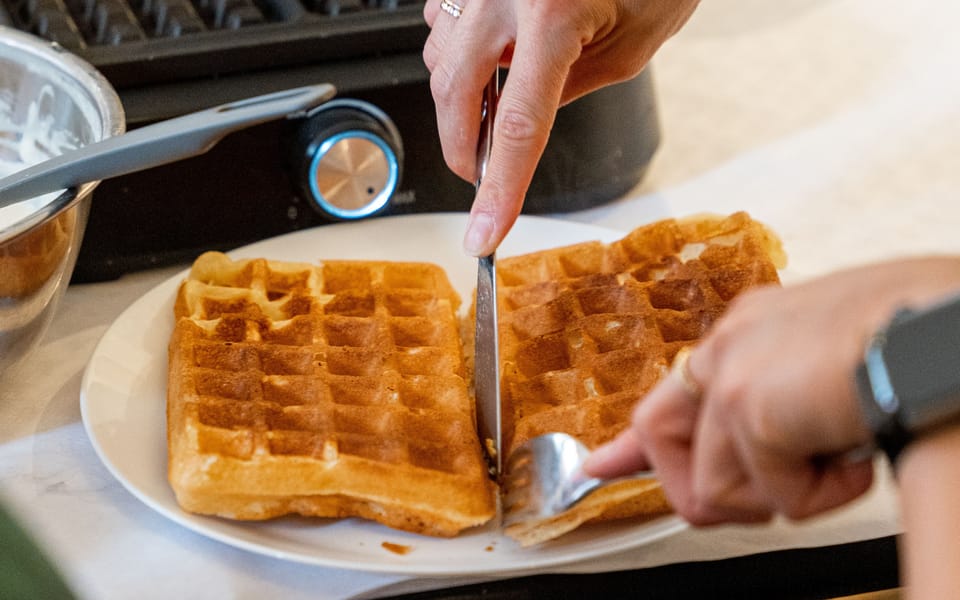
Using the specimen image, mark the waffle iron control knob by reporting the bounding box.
[292,99,403,220]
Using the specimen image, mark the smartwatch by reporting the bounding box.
[854,291,960,465]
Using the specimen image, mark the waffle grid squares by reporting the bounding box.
[168,252,495,535]
[167,213,782,538]
[498,212,783,455]
[179,257,469,463]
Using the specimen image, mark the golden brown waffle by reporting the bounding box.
[167,251,496,537]
[167,212,784,543]
[497,212,785,545]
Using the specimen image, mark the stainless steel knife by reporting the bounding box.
[474,70,501,479]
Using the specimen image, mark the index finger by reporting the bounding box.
[583,366,699,480]
[462,17,581,256]
[581,427,650,479]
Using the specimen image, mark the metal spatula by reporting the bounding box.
[502,432,657,527]
[0,84,336,210]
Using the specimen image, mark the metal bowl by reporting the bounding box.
[0,27,125,376]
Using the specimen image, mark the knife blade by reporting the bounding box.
[474,71,501,479]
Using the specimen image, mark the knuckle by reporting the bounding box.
[428,64,458,106]
[691,477,719,510]
[422,37,441,71]
[712,375,749,414]
[682,494,716,526]
[472,177,509,213]
[495,102,549,148]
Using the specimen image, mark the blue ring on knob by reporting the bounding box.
[307,130,399,220]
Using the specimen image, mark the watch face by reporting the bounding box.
[883,293,960,432]
[855,359,893,431]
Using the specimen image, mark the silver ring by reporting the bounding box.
[672,347,703,401]
[440,0,463,18]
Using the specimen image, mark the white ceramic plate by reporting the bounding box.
[80,213,686,576]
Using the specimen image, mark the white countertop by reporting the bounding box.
[3,0,959,597]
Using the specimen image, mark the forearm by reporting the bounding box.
[896,425,960,598]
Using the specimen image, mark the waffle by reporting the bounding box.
[167,251,496,537]
[497,212,785,545]
[167,211,784,542]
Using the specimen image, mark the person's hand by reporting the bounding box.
[422,0,700,256]
[584,256,960,525]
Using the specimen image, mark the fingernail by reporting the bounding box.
[463,212,495,256]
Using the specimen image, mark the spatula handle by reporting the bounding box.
[0,84,336,209]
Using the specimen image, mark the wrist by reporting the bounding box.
[897,424,960,598]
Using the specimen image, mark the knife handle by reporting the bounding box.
[475,69,499,190]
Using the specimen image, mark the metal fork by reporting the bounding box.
[502,432,657,527]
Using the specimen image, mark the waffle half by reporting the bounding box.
[167,252,496,537]
[498,212,785,545]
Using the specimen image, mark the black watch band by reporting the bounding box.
[854,292,960,466]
